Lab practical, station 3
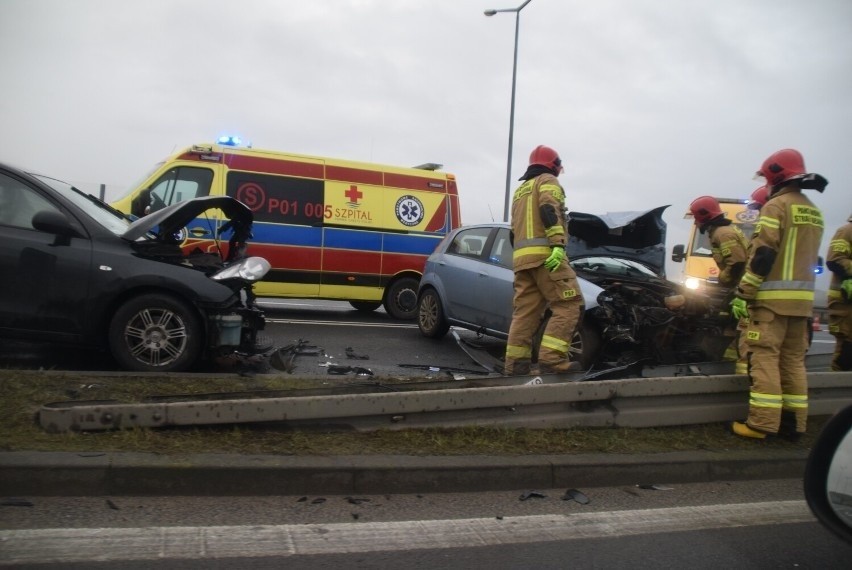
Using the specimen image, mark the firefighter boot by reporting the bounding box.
[778,411,802,442]
[503,359,531,376]
[539,360,582,374]
[732,421,769,440]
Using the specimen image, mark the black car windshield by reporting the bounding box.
[33,174,131,236]
[571,256,657,278]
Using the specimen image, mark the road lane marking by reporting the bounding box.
[266,318,418,329]
[0,500,814,564]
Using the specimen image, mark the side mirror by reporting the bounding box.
[31,210,81,238]
[672,244,685,263]
[804,403,852,544]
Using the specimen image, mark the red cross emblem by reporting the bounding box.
[345,185,363,204]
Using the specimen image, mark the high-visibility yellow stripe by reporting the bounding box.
[750,392,783,409]
[782,394,808,410]
[742,272,763,287]
[506,345,531,359]
[783,226,797,281]
[829,239,851,254]
[525,191,534,240]
[545,225,564,237]
[541,334,569,355]
[513,246,551,259]
[760,216,781,229]
[754,290,814,301]
[539,183,564,201]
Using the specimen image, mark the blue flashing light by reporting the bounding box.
[218,135,242,147]
[814,265,824,275]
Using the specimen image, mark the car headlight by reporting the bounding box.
[684,277,701,290]
[211,256,271,282]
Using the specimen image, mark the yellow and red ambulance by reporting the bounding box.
[111,140,461,319]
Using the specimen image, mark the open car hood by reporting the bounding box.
[567,205,669,277]
[122,196,253,241]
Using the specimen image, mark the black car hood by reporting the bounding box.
[567,205,669,277]
[122,196,253,241]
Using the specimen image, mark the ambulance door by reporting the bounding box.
[226,170,323,297]
[319,177,384,300]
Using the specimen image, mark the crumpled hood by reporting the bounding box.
[122,196,253,241]
[567,205,669,277]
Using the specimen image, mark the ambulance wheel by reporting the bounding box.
[108,293,202,372]
[418,288,450,338]
[384,277,420,320]
[350,301,382,313]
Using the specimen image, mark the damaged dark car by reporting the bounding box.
[0,162,270,372]
[417,206,732,370]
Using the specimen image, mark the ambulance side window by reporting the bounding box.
[147,167,213,212]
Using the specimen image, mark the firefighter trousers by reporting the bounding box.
[828,302,852,371]
[744,307,809,434]
[504,264,583,375]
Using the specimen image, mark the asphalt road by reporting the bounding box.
[0,299,835,376]
[3,479,851,568]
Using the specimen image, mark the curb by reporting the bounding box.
[0,449,809,497]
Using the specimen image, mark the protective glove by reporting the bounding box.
[842,278,852,301]
[730,297,749,320]
[544,247,566,272]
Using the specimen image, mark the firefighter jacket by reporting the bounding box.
[736,186,824,317]
[708,223,748,287]
[511,173,567,272]
[826,218,852,307]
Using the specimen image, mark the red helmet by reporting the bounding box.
[756,149,806,187]
[689,195,724,225]
[747,185,769,210]
[529,145,563,174]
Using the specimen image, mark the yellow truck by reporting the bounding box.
[671,198,759,290]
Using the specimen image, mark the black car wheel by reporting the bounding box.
[108,293,202,372]
[384,277,420,320]
[569,322,601,370]
[349,300,382,313]
[418,288,450,338]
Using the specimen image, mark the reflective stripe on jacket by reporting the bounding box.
[736,186,824,317]
[511,173,567,272]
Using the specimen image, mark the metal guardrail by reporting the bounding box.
[38,371,852,433]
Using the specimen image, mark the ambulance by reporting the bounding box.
[111,139,462,319]
[671,197,758,290]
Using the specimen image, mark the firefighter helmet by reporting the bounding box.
[689,196,724,225]
[747,185,769,210]
[756,149,806,188]
[529,145,563,174]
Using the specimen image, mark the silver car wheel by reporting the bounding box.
[124,307,188,367]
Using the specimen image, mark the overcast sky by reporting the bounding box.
[1,0,850,283]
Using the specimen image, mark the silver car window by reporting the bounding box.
[448,227,491,258]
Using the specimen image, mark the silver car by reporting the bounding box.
[417,207,731,369]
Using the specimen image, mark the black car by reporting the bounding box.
[0,162,270,372]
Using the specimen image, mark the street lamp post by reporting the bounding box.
[485,0,533,222]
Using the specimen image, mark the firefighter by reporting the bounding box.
[504,145,584,375]
[730,148,826,440]
[826,213,852,371]
[747,185,769,211]
[689,195,749,372]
